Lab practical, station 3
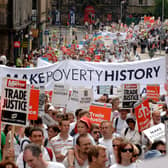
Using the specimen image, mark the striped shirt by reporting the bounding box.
[50,133,73,156]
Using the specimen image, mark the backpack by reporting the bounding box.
[20,139,30,152]
[124,127,129,136]
[115,117,119,130]
[14,134,20,145]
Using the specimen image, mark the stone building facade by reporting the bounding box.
[0,0,32,63]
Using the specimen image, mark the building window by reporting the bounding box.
[139,0,143,5]
[32,0,37,9]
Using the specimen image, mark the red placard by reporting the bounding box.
[146,85,160,102]
[89,103,112,125]
[135,98,151,132]
[14,41,21,48]
[28,89,40,120]
[144,16,151,23]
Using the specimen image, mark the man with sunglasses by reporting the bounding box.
[144,139,166,160]
[90,124,101,145]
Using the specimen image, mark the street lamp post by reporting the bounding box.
[162,0,164,22]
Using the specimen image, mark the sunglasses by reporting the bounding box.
[113,144,119,148]
[133,154,139,157]
[93,131,100,134]
[159,150,166,154]
[121,148,133,153]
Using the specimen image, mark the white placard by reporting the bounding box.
[52,84,69,108]
[143,123,165,143]
[66,87,93,113]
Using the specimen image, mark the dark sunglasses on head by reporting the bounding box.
[121,148,133,153]
[113,144,119,147]
[93,131,100,134]
[133,154,139,157]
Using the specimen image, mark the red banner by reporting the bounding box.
[84,6,95,24]
[146,85,160,102]
[135,98,151,132]
[28,89,40,120]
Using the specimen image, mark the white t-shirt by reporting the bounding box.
[47,161,65,168]
[99,133,120,155]
[99,138,112,155]
[110,163,137,168]
[113,116,128,135]
[121,128,141,145]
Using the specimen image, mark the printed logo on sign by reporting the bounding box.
[7,79,26,89]
[138,104,150,119]
[84,90,88,97]
[11,113,17,119]
[124,84,138,89]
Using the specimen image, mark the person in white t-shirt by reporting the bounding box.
[121,114,141,145]
[23,143,65,168]
[99,121,120,167]
[113,108,129,135]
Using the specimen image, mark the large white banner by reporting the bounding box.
[0,57,166,95]
[37,58,52,67]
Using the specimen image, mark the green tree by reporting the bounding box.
[153,0,168,19]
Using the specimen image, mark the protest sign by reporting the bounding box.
[52,84,69,108]
[143,123,165,143]
[122,84,140,108]
[89,102,112,125]
[78,87,93,108]
[66,88,79,112]
[67,87,93,112]
[28,88,40,120]
[1,78,29,126]
[96,85,113,95]
[146,84,160,102]
[38,86,45,116]
[135,98,151,132]
[41,113,58,126]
